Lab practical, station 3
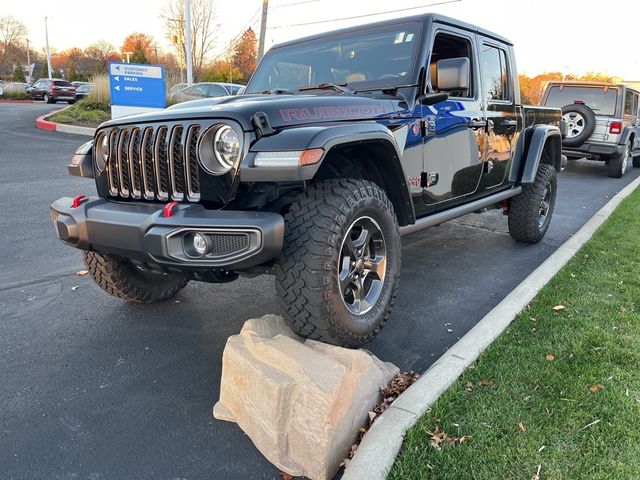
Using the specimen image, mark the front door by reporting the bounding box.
[479,41,519,190]
[421,28,486,208]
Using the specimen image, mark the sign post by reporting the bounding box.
[108,62,167,119]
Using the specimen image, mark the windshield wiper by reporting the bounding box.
[298,82,355,94]
[260,88,295,95]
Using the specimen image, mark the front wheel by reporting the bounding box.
[83,251,188,303]
[608,142,631,178]
[275,179,401,348]
[508,163,557,243]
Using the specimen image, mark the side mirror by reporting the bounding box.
[436,57,470,91]
[417,91,449,105]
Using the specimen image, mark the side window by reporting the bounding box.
[191,84,210,97]
[209,85,228,97]
[481,45,510,102]
[428,32,474,98]
[624,90,634,115]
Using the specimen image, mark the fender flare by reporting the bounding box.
[509,125,562,184]
[240,122,416,225]
[618,126,635,146]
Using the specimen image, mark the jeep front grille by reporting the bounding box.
[102,124,202,202]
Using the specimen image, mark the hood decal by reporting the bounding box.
[279,104,388,122]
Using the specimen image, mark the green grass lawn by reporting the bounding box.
[390,187,640,480]
[48,99,111,127]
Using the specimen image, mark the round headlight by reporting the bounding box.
[214,126,240,170]
[199,124,242,175]
[95,133,109,172]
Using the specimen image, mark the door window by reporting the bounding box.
[481,45,510,102]
[428,32,474,98]
[189,84,209,97]
[624,90,635,115]
[209,85,228,97]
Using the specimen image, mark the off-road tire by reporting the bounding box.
[608,142,632,178]
[274,179,401,348]
[508,163,557,243]
[561,104,596,148]
[83,251,188,303]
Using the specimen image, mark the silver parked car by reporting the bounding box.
[169,82,245,104]
[541,81,640,177]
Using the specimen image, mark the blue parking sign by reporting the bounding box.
[108,62,166,109]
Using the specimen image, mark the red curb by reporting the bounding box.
[36,113,57,132]
[0,99,34,103]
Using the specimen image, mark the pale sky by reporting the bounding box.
[6,0,640,79]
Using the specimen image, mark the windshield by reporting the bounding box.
[246,22,421,93]
[545,85,619,116]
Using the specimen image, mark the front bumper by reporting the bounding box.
[50,197,284,271]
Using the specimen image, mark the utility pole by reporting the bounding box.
[26,38,31,83]
[257,0,269,61]
[44,17,52,78]
[123,51,133,63]
[184,0,194,85]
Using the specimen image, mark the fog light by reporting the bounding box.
[193,233,209,255]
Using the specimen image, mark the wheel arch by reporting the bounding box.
[242,123,416,226]
[510,125,562,184]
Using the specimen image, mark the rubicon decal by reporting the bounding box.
[279,104,388,122]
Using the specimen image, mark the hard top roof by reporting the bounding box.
[272,13,513,50]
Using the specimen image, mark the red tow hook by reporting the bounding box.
[501,199,510,216]
[163,201,179,218]
[71,195,87,208]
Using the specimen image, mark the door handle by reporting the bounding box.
[468,119,487,129]
[502,119,518,127]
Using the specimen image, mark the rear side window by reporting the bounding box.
[53,80,72,87]
[481,45,510,102]
[209,85,228,97]
[624,90,637,115]
[545,86,618,116]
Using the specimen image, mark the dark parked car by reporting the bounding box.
[75,83,95,99]
[51,14,564,348]
[169,82,245,103]
[30,78,76,104]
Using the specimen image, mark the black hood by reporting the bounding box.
[100,93,402,131]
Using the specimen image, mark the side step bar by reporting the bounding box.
[400,187,522,237]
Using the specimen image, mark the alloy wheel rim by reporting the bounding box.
[538,182,552,228]
[563,112,585,138]
[621,144,630,175]
[338,216,387,316]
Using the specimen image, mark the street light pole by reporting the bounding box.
[26,38,31,83]
[44,17,52,78]
[184,0,194,85]
[257,0,269,61]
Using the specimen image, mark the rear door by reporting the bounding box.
[478,39,519,190]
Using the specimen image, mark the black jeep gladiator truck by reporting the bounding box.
[51,14,564,348]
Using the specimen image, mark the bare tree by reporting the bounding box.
[85,40,116,73]
[161,0,218,78]
[0,16,28,76]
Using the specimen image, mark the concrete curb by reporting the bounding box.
[343,174,640,480]
[35,106,96,137]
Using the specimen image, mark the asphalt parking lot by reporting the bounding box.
[2,102,639,480]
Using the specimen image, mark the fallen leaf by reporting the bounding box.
[465,381,473,393]
[546,353,555,361]
[280,472,295,480]
[553,305,565,312]
[71,286,79,291]
[589,384,605,393]
[478,380,494,387]
[76,270,89,276]
[368,411,377,422]
[518,422,527,432]
[447,328,453,333]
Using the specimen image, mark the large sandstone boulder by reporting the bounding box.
[213,315,398,480]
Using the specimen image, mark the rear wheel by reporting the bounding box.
[274,179,401,348]
[508,163,557,243]
[83,251,188,303]
[607,142,631,178]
